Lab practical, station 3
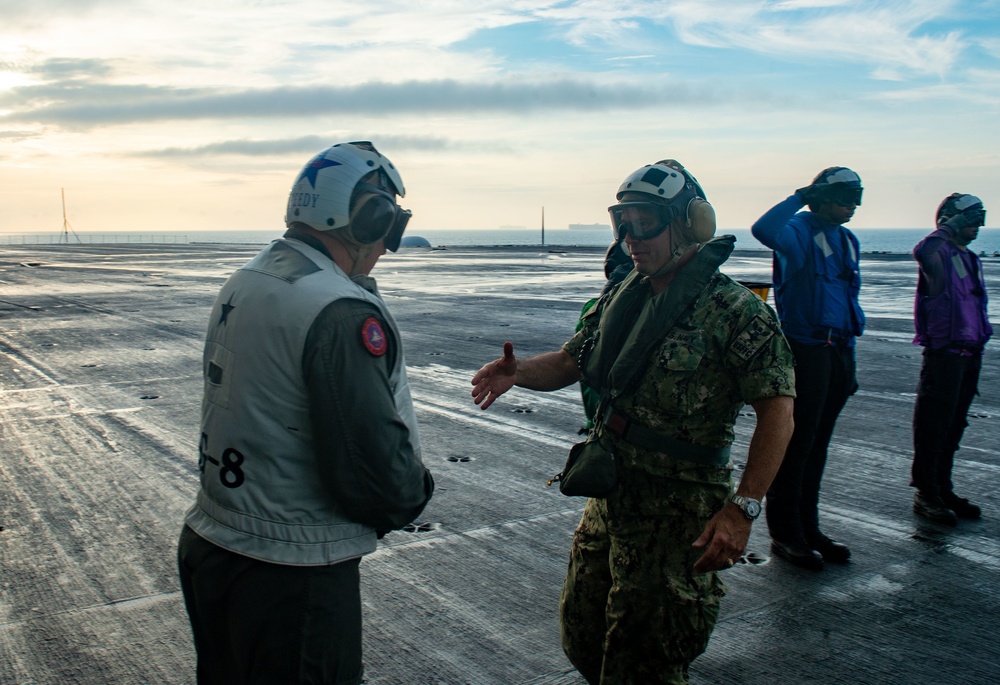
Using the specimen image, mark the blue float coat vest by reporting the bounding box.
[768,211,865,345]
[184,238,420,566]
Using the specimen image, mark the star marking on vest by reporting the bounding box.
[219,295,236,326]
[295,155,342,188]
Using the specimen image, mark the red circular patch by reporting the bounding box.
[361,317,388,357]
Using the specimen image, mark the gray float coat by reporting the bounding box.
[184,238,421,566]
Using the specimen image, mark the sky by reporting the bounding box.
[2,0,999,235]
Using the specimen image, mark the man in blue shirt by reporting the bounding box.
[751,167,865,570]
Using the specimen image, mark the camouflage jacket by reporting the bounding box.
[563,236,795,477]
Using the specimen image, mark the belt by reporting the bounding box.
[599,406,731,467]
[938,345,983,358]
[812,328,852,346]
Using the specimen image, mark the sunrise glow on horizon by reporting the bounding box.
[2,1,999,235]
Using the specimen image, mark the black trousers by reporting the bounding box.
[766,341,857,543]
[911,348,982,498]
[177,525,364,685]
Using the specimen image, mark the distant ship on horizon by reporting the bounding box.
[568,223,611,231]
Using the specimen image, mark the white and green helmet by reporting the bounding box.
[615,160,706,206]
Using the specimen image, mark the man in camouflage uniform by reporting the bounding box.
[471,160,795,684]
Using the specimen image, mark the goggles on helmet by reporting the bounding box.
[961,207,987,228]
[349,181,411,252]
[608,201,681,241]
[384,208,411,252]
[824,185,863,207]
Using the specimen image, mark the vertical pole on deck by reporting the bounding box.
[61,188,69,243]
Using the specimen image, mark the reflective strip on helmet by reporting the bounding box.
[821,168,861,186]
[955,194,983,212]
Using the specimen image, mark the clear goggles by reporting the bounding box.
[608,201,681,241]
[825,185,863,207]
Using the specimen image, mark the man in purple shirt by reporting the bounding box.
[911,193,992,524]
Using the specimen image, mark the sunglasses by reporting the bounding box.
[608,202,682,241]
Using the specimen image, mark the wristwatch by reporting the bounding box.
[730,495,762,521]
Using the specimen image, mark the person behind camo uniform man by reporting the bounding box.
[911,193,992,525]
[751,166,865,570]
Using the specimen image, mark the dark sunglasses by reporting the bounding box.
[826,186,863,207]
[384,208,411,252]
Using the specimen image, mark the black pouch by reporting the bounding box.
[547,435,618,498]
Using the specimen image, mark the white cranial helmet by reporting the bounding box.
[611,159,715,244]
[284,141,405,235]
[616,160,706,205]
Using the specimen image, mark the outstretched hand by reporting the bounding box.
[691,504,752,573]
[471,342,517,410]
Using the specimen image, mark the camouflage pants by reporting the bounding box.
[559,468,729,685]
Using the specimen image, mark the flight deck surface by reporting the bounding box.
[1,242,997,684]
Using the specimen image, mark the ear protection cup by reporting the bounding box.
[349,191,398,245]
[686,197,717,243]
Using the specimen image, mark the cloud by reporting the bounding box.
[26,58,115,80]
[0,0,116,21]
[977,36,1000,60]
[2,76,735,128]
[139,134,462,158]
[0,129,38,142]
[871,72,1000,107]
[663,0,966,78]
[534,1,971,80]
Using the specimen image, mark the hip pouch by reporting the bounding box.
[548,434,617,498]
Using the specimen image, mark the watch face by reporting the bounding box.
[745,499,762,518]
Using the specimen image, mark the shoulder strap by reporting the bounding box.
[606,237,733,396]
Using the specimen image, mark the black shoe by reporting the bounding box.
[913,492,958,525]
[771,539,824,570]
[806,532,851,563]
[942,493,981,520]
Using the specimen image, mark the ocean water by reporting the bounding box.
[4,227,1000,255]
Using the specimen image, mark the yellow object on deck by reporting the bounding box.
[739,280,772,301]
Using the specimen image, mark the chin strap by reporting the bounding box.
[330,227,377,277]
[647,242,700,282]
[641,217,699,281]
[645,198,717,281]
[347,242,375,277]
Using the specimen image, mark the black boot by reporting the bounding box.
[771,539,824,570]
[941,493,981,520]
[805,531,851,563]
[913,492,958,525]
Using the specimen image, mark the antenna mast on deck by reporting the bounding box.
[541,206,545,247]
[61,188,81,244]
